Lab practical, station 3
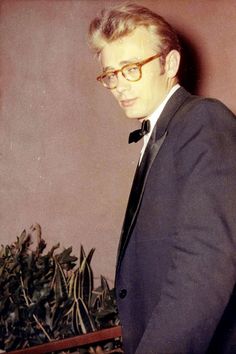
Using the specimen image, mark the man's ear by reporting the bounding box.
[165,50,181,78]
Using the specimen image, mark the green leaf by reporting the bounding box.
[52,258,68,302]
[51,298,73,330]
[80,257,94,307]
[56,246,78,270]
[72,301,81,335]
[73,268,81,300]
[77,297,96,334]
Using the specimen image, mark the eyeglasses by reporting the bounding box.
[97,53,162,89]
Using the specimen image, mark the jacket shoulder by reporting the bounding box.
[173,94,236,131]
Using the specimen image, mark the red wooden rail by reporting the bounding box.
[8,326,122,354]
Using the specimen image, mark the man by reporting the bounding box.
[89,3,236,353]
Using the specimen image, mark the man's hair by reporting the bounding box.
[88,2,181,61]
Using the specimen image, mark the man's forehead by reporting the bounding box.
[102,57,140,72]
[100,28,156,69]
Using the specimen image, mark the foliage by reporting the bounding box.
[0,224,120,352]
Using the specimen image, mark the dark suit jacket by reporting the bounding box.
[115,87,236,354]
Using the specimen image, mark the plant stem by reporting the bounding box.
[20,275,52,342]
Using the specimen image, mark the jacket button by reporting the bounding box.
[119,289,127,299]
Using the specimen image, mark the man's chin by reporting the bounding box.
[122,107,146,120]
[125,112,146,120]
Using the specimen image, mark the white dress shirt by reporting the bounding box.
[139,84,180,164]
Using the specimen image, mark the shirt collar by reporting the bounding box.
[145,83,180,139]
[139,84,180,161]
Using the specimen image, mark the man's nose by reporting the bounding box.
[115,72,130,93]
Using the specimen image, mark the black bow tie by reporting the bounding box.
[128,120,151,144]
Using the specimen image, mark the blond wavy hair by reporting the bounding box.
[88,2,181,63]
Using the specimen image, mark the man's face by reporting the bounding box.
[100,27,170,120]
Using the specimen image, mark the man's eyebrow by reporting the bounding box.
[103,58,140,72]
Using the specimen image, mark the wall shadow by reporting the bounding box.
[178,33,202,95]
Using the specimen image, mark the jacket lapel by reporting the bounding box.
[116,87,192,272]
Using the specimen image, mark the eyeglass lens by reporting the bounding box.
[102,64,141,88]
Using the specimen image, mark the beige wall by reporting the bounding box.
[1,0,236,284]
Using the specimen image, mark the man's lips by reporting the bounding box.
[120,98,137,107]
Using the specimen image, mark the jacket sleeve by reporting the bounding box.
[135,100,236,354]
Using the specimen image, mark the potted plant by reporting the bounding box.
[0,224,121,353]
